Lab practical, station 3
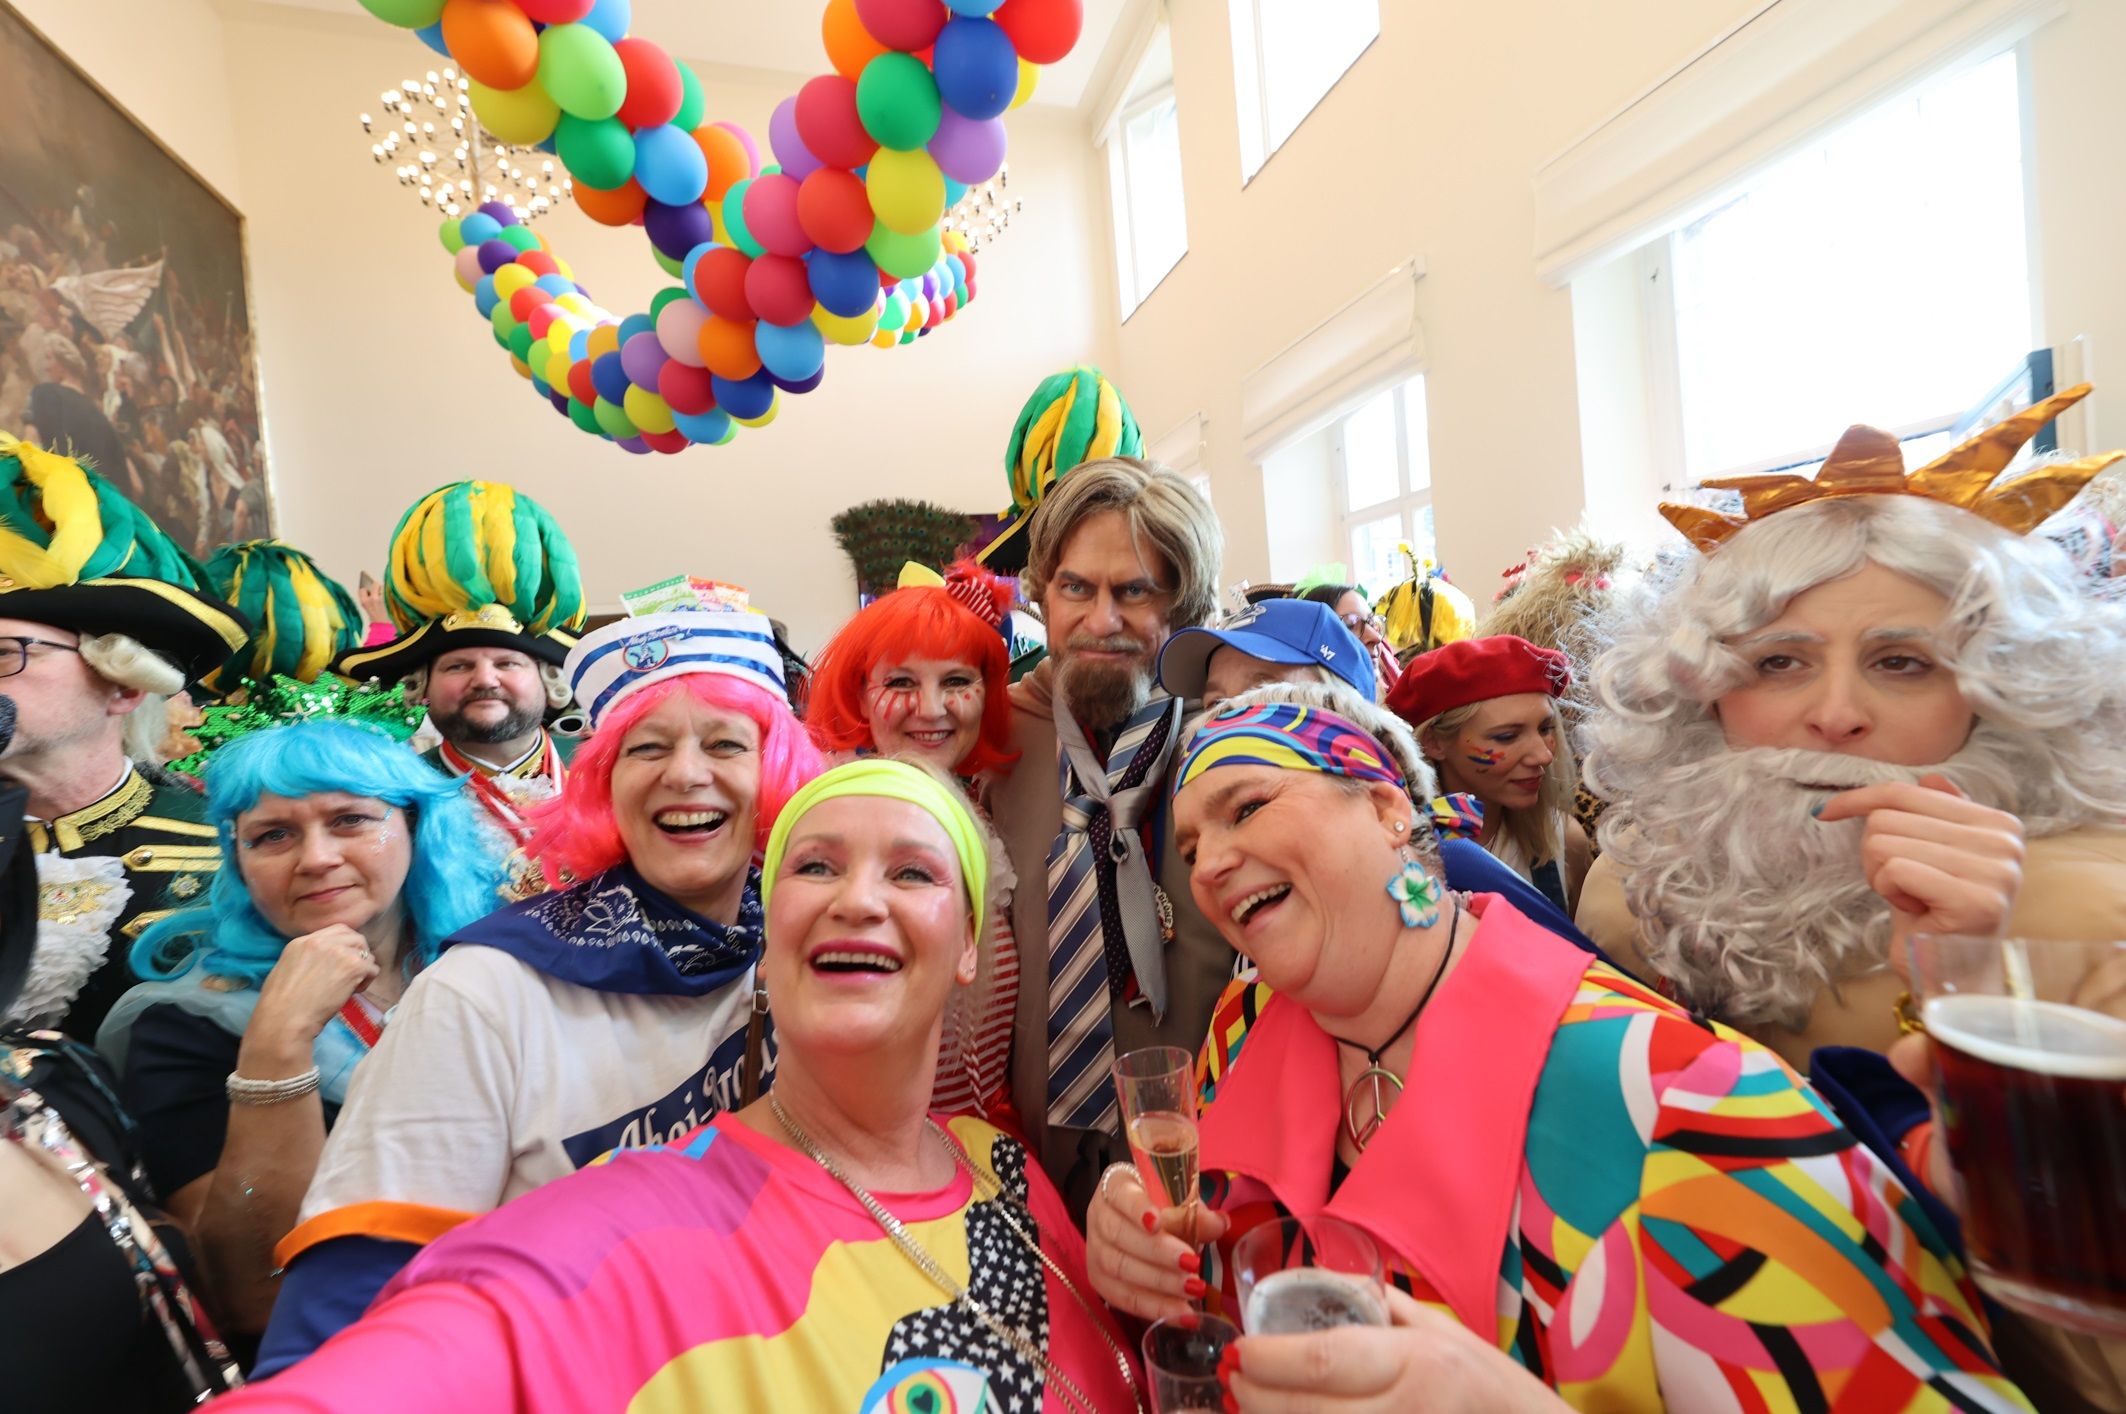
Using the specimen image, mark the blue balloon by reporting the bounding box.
[673,406,732,444]
[618,312,657,345]
[807,248,880,318]
[474,275,501,318]
[633,124,708,206]
[458,212,502,245]
[711,370,776,420]
[583,0,631,43]
[591,351,631,405]
[535,274,578,298]
[945,254,967,284]
[943,177,969,210]
[682,242,719,303]
[569,329,593,361]
[933,17,1017,122]
[415,21,450,55]
[943,0,998,12]
[755,319,825,383]
[529,373,552,400]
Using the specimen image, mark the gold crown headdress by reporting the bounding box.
[1660,383,2125,552]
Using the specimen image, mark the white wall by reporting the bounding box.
[1260,425,1338,582]
[1115,0,2126,595]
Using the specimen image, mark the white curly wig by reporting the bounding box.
[1582,494,2126,1028]
[77,632,184,764]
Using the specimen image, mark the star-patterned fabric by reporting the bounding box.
[210,1113,1139,1414]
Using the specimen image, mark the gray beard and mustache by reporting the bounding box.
[1607,723,2032,1032]
[1056,635,1156,729]
[431,690,545,746]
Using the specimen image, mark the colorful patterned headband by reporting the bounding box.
[1176,702,1404,796]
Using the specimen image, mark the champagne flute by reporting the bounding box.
[1113,1046,1202,1245]
[1233,1216,1388,1332]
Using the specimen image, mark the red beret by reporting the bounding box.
[1387,635,1572,726]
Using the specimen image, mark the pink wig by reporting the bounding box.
[526,672,825,889]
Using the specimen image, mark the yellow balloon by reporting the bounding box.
[623,385,677,434]
[556,292,593,317]
[734,396,780,428]
[1011,56,1038,110]
[871,329,898,349]
[813,305,880,346]
[865,148,946,236]
[553,256,576,281]
[586,323,623,359]
[468,78,560,146]
[492,264,537,298]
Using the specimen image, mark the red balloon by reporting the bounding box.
[693,246,756,323]
[658,359,717,415]
[517,0,593,18]
[994,0,1082,65]
[516,249,560,277]
[527,303,562,338]
[794,75,879,171]
[566,360,597,406]
[744,254,815,326]
[797,169,873,254]
[742,173,811,258]
[855,0,947,52]
[613,38,684,129]
[942,291,959,318]
[957,250,976,282]
[643,428,691,454]
[508,285,548,321]
[930,296,947,325]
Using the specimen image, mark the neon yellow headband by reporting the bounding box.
[761,759,988,939]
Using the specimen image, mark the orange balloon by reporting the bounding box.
[441,0,539,90]
[574,178,648,227]
[822,0,888,82]
[585,322,623,359]
[698,315,763,380]
[695,125,754,205]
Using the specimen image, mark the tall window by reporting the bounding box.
[1337,377,1432,594]
[1666,51,2031,479]
[1229,0,1379,180]
[1105,29,1187,317]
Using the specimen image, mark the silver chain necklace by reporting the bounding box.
[768,1094,1142,1414]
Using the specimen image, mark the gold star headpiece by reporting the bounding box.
[1660,383,2125,553]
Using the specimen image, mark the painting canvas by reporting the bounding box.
[0,2,269,554]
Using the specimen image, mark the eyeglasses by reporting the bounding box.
[0,636,82,678]
[1339,611,1384,631]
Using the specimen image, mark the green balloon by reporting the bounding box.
[867,221,942,279]
[568,398,601,434]
[538,23,627,122]
[507,324,536,362]
[439,219,467,255]
[857,53,941,152]
[358,0,444,27]
[592,397,637,440]
[878,293,908,331]
[652,247,683,278]
[650,287,691,318]
[490,300,518,339]
[674,63,706,132]
[722,178,763,258]
[555,113,635,191]
[498,225,540,253]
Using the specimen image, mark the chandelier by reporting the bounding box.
[943,164,1021,253]
[359,68,570,223]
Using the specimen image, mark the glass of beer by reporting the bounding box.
[1913,934,2126,1337]
[1142,1313,1239,1411]
[1114,1046,1201,1241]
[1233,1215,1388,1333]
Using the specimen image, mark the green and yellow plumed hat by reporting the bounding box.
[977,366,1144,572]
[201,541,365,693]
[335,479,586,685]
[0,431,249,682]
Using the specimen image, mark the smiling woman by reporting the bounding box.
[255,608,825,1377]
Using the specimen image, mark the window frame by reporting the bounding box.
[1104,77,1186,319]
[1333,377,1432,585]
[1230,0,1381,182]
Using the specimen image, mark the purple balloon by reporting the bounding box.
[769,366,825,395]
[620,331,667,388]
[478,200,519,227]
[476,239,519,274]
[549,389,571,415]
[920,273,938,300]
[644,199,715,261]
[768,96,823,182]
[927,108,1006,185]
[616,435,651,455]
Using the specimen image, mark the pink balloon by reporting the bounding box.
[743,173,812,258]
[655,296,709,366]
[454,244,486,287]
[768,96,824,182]
[518,0,596,22]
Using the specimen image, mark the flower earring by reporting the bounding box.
[1385,827,1442,929]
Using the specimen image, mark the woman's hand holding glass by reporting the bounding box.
[1224,1287,1572,1412]
[239,924,378,1076]
[1085,1161,1231,1322]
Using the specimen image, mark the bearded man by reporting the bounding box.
[1577,386,2126,1071]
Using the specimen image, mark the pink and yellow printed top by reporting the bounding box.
[1198,895,2033,1412]
[216,1112,1139,1414]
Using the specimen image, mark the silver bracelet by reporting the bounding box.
[225,1067,322,1105]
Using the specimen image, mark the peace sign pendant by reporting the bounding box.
[1343,1067,1404,1153]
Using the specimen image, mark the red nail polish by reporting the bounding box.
[1184,1276,1208,1299]
[1222,1393,1239,1414]
[1178,1251,1202,1274]
[1218,1344,1241,1375]
[1141,1211,1159,1232]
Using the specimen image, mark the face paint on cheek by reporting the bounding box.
[869,686,918,730]
[1465,747,1505,769]
[942,684,983,715]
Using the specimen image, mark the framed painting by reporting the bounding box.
[0,1,270,554]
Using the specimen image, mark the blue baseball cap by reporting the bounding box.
[1157,598,1375,702]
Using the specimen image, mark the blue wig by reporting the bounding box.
[131,720,507,986]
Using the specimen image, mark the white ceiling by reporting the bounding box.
[250,0,1130,110]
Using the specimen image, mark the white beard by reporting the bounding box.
[1602,722,2032,1032]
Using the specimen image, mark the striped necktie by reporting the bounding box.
[1044,696,1180,1132]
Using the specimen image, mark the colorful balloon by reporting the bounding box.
[634,123,708,205]
[865,147,945,234]
[933,17,1017,121]
[573,177,648,225]
[582,0,632,43]
[518,0,594,20]
[469,77,562,145]
[613,38,684,128]
[539,23,628,120]
[857,52,942,151]
[993,0,1081,64]
[767,96,824,182]
[795,75,879,171]
[757,318,826,382]
[744,254,815,326]
[690,246,755,322]
[856,0,948,52]
[822,0,890,80]
[796,168,874,254]
[359,0,445,26]
[556,113,635,189]
[742,174,810,258]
